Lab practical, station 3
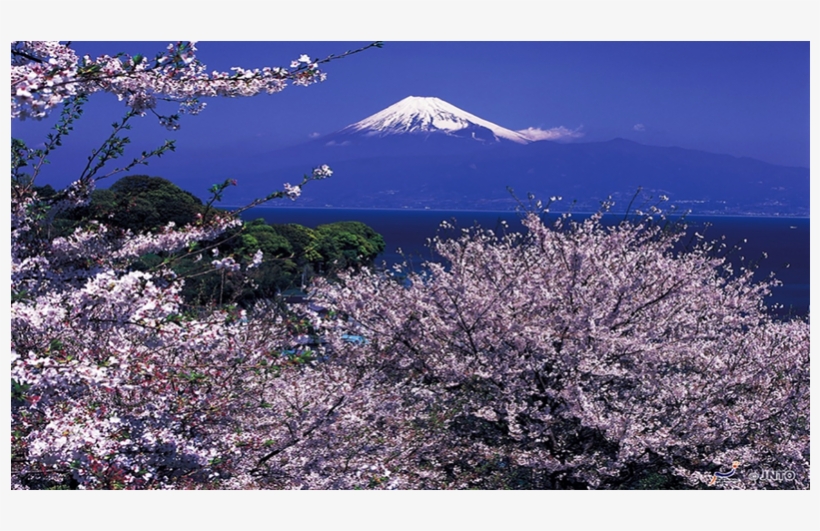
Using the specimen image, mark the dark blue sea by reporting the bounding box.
[239,208,809,319]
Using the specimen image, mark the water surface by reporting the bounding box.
[240,208,809,319]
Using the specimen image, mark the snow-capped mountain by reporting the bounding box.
[337,96,531,144]
[213,95,808,216]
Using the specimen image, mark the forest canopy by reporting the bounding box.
[35,175,386,305]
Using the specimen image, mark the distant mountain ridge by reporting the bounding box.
[182,96,809,216]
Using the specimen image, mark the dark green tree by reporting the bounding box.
[35,176,386,307]
[313,221,386,274]
[42,175,207,238]
[106,174,205,232]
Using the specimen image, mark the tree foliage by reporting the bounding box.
[30,176,387,307]
[43,175,206,236]
[175,217,386,307]
[107,175,206,231]
[313,221,386,274]
[314,211,810,489]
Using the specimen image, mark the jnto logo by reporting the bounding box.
[746,468,796,482]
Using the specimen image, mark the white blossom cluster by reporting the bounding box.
[12,41,327,123]
[283,183,302,200]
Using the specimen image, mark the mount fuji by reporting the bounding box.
[292,96,539,162]
[336,96,531,144]
[199,96,808,216]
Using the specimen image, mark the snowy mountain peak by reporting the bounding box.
[340,96,531,144]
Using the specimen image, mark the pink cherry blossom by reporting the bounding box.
[314,211,810,489]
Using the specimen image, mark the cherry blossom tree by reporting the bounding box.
[12,41,381,123]
[11,41,382,490]
[316,208,810,489]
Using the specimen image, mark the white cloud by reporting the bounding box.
[517,126,584,142]
[325,140,351,146]
[309,132,321,138]
[633,123,646,132]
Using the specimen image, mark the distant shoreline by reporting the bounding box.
[223,206,810,220]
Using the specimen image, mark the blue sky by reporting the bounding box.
[12,40,810,192]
